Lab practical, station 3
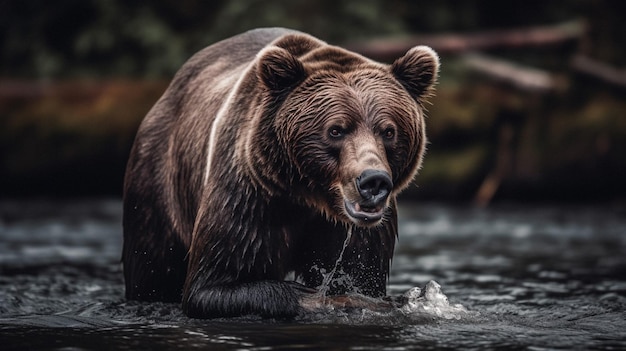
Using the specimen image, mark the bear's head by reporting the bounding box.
[252,34,439,227]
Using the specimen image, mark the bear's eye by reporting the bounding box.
[383,128,395,140]
[328,127,345,138]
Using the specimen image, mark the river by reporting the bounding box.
[1,199,625,350]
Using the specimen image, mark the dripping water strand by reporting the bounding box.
[318,225,353,298]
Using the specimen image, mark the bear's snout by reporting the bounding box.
[356,169,392,206]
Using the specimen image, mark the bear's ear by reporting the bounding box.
[257,47,306,93]
[391,46,439,102]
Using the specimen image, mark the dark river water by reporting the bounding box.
[1,199,625,350]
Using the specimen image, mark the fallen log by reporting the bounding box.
[571,54,626,89]
[346,20,585,61]
[462,53,559,93]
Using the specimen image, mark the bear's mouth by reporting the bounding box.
[344,199,385,224]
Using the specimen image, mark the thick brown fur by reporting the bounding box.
[122,28,439,318]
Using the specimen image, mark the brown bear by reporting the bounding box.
[122,28,439,319]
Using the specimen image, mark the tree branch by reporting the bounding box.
[346,20,585,61]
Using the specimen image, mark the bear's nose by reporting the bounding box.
[356,169,393,205]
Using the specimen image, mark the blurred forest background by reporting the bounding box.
[1,0,625,204]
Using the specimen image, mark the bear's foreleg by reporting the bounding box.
[182,280,315,318]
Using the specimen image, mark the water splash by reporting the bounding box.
[317,226,353,297]
[400,280,472,320]
[301,280,475,325]
[308,225,473,323]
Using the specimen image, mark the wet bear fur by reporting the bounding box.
[122,28,439,318]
